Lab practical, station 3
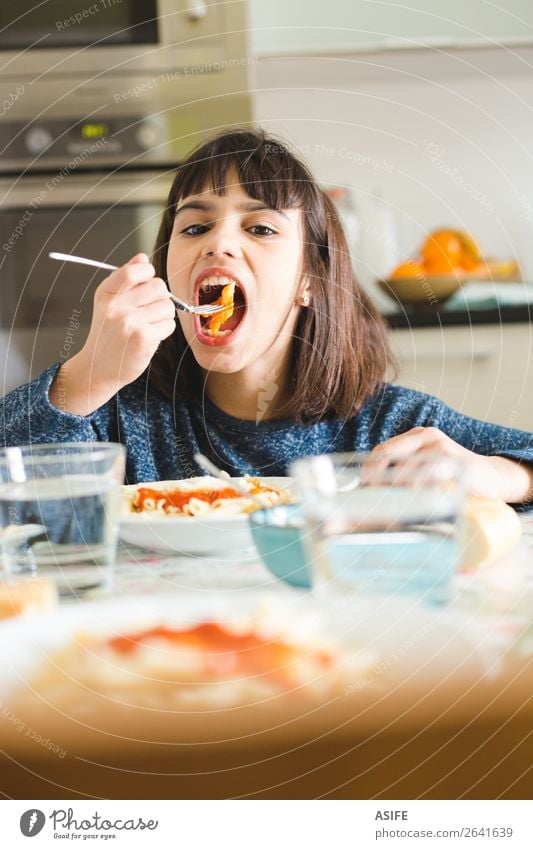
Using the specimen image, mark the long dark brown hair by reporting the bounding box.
[149,128,392,422]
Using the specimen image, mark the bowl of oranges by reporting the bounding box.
[379,229,519,308]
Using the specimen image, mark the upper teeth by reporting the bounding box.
[199,275,237,290]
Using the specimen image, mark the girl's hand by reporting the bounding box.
[372,426,533,503]
[50,254,176,415]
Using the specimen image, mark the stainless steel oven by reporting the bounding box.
[0,1,252,130]
[0,0,252,396]
[0,117,177,394]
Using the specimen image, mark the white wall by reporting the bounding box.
[252,48,533,303]
[249,0,533,54]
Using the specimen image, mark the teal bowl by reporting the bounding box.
[249,504,311,588]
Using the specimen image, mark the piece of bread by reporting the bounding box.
[459,497,522,572]
[0,577,58,619]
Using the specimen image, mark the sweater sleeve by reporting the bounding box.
[368,385,533,464]
[0,364,115,447]
[425,398,533,464]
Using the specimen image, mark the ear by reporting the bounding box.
[296,278,312,307]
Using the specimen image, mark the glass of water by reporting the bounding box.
[0,443,125,597]
[290,452,464,605]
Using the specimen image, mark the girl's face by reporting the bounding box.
[166,175,307,377]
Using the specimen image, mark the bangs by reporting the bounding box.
[170,130,318,212]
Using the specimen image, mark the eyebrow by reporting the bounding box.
[174,199,289,220]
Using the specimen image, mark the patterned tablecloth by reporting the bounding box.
[108,541,278,597]
[78,511,532,660]
[84,512,533,634]
[104,511,533,589]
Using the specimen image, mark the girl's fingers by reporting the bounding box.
[128,278,171,308]
[150,318,177,341]
[363,429,428,482]
[101,260,156,294]
[372,427,447,460]
[363,428,460,486]
[138,299,176,325]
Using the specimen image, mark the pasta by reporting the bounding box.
[205,281,235,337]
[127,475,292,517]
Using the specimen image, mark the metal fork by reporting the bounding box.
[48,252,226,316]
[194,452,252,496]
[194,453,267,508]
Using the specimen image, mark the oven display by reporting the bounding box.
[81,123,109,141]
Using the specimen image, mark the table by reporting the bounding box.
[0,523,532,800]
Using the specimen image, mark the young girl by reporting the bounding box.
[1,128,532,502]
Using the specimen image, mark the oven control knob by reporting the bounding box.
[135,122,161,151]
[25,127,53,155]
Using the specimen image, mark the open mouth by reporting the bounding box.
[197,276,247,338]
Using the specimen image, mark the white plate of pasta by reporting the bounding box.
[119,476,294,554]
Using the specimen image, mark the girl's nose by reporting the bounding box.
[201,224,243,259]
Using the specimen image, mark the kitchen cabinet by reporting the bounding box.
[249,0,533,56]
[390,323,533,430]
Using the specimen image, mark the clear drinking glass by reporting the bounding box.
[290,452,464,605]
[0,443,125,597]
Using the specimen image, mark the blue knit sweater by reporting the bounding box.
[1,363,532,489]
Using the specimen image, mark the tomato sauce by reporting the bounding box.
[133,479,279,514]
[134,486,243,513]
[106,623,333,682]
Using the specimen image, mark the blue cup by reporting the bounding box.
[249,504,311,588]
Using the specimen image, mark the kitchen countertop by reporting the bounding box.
[385,302,533,329]
[381,281,533,328]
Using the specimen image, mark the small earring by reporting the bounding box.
[301,291,311,307]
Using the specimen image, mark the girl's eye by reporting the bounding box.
[248,224,277,236]
[181,223,210,236]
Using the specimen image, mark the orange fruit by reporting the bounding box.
[389,260,426,279]
[423,255,457,275]
[459,232,484,269]
[421,229,482,274]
